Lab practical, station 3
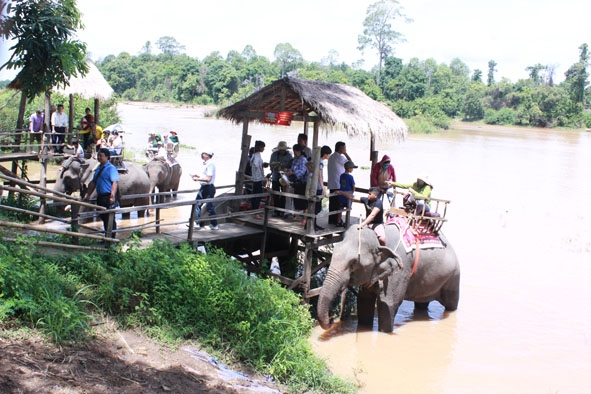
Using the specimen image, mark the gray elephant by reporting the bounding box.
[143,158,182,203]
[317,225,460,333]
[54,157,151,217]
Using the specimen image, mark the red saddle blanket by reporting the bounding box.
[386,216,443,252]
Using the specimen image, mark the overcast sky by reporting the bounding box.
[1,0,589,83]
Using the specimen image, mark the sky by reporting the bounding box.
[1,0,589,83]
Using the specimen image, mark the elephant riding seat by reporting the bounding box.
[317,222,460,333]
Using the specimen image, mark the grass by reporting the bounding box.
[0,237,356,393]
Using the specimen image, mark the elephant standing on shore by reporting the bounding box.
[143,158,182,203]
[54,157,151,217]
[317,225,460,333]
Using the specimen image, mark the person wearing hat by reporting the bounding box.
[269,141,293,216]
[189,151,219,230]
[390,175,433,214]
[169,130,179,144]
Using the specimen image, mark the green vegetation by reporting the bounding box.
[86,40,590,132]
[0,238,355,393]
[0,89,120,133]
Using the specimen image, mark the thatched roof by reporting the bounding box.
[7,61,114,100]
[217,77,407,141]
[54,61,113,100]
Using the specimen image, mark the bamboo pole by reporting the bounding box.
[0,172,74,200]
[0,237,108,252]
[0,220,119,242]
[0,184,104,210]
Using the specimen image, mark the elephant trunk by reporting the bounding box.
[317,269,349,330]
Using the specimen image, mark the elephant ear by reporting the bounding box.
[369,246,404,286]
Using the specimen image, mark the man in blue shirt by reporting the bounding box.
[84,148,120,234]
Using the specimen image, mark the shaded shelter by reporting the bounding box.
[53,60,114,135]
[218,76,408,301]
[218,76,408,215]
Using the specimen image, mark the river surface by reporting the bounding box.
[114,102,591,394]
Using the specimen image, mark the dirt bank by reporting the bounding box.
[0,319,282,394]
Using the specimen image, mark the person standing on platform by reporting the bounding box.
[297,133,313,160]
[269,141,293,217]
[28,109,44,153]
[250,140,267,219]
[327,141,351,225]
[84,148,119,235]
[79,107,94,151]
[313,145,332,231]
[189,151,219,230]
[51,103,68,153]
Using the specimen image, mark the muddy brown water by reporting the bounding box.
[41,103,591,393]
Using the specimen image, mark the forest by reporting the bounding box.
[85,39,591,131]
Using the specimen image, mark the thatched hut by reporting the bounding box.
[218,76,408,207]
[54,61,113,131]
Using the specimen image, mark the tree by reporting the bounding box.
[140,41,152,54]
[472,69,483,83]
[487,60,497,86]
[156,36,185,55]
[273,43,303,78]
[525,63,547,86]
[564,43,589,105]
[1,0,88,101]
[357,0,412,86]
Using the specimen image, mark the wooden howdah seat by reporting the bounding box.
[388,190,450,235]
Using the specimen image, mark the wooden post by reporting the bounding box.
[15,92,27,153]
[38,156,47,224]
[68,94,74,144]
[302,240,314,303]
[94,98,100,126]
[235,117,250,201]
[71,204,80,245]
[305,120,320,234]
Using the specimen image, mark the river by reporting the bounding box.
[115,102,591,394]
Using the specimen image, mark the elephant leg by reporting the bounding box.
[414,302,430,310]
[357,285,377,327]
[439,273,460,311]
[376,297,399,333]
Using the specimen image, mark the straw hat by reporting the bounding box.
[274,141,289,151]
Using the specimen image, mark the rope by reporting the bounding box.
[357,214,362,262]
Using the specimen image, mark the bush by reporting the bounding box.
[484,107,516,125]
[0,238,355,393]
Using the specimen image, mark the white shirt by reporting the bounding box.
[74,145,84,159]
[51,111,68,128]
[327,152,348,189]
[199,159,216,185]
[111,136,123,154]
[250,152,265,182]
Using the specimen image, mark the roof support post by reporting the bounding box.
[235,116,251,201]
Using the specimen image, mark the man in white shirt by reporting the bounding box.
[327,141,351,225]
[109,131,123,155]
[51,104,68,153]
[189,151,219,230]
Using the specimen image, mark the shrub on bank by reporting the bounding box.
[0,237,355,393]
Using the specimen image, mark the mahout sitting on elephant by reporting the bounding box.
[317,224,460,333]
[54,157,151,218]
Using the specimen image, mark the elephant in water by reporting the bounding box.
[143,158,183,203]
[54,157,151,218]
[317,225,460,333]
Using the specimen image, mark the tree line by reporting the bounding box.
[94,40,591,130]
